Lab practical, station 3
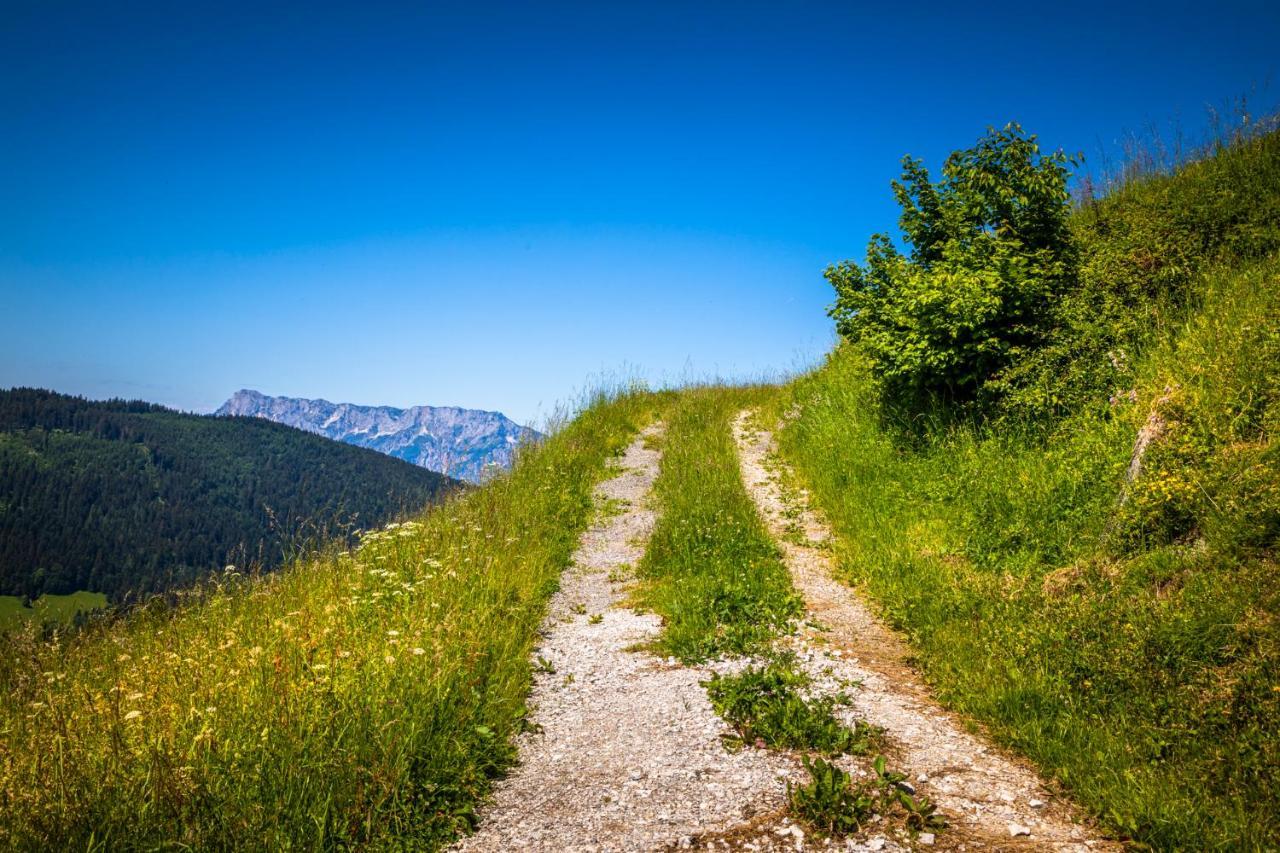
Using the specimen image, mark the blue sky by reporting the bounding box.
[3,1,1278,425]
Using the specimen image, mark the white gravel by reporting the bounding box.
[454,424,864,852]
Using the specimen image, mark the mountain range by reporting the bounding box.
[217,390,542,483]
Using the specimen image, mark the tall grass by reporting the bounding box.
[636,387,801,663]
[0,389,660,850]
[777,256,1280,847]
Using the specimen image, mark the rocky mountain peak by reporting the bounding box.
[216,390,541,483]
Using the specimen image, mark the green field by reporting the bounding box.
[0,590,109,631]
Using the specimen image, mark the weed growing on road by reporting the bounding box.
[703,655,877,756]
[789,755,945,838]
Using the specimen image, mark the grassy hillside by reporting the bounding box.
[0,591,108,631]
[2,122,1275,852]
[774,127,1280,847]
[0,388,459,603]
[0,388,662,849]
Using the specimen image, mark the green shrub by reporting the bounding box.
[995,127,1280,421]
[826,124,1077,412]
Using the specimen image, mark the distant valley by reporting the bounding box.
[217,390,542,483]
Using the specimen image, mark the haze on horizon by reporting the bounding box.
[3,0,1278,426]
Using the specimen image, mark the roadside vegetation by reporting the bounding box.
[635,387,801,662]
[779,119,1280,847]
[0,388,661,850]
[703,654,877,756]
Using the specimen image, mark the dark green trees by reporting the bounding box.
[0,388,461,602]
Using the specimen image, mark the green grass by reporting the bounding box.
[635,387,802,662]
[0,388,662,850]
[776,259,1280,848]
[702,655,876,756]
[0,591,109,631]
[769,124,1280,849]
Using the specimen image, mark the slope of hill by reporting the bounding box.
[0,388,460,603]
[0,387,662,850]
[217,390,541,483]
[1,125,1276,851]
[773,123,1280,847]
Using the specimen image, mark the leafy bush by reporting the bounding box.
[994,125,1280,421]
[826,124,1077,412]
[703,656,876,756]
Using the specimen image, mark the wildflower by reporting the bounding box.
[123,710,142,721]
[384,654,396,664]
[387,630,400,637]
[117,653,132,663]
[412,647,426,656]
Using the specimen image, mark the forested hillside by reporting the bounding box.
[0,389,460,602]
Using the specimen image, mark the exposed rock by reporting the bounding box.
[1123,385,1177,487]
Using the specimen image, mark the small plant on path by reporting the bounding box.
[703,655,877,756]
[789,755,946,839]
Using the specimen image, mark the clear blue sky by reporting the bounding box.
[3,1,1277,425]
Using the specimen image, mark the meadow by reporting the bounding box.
[773,125,1280,848]
[1,119,1277,852]
[0,591,108,631]
[0,388,662,850]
